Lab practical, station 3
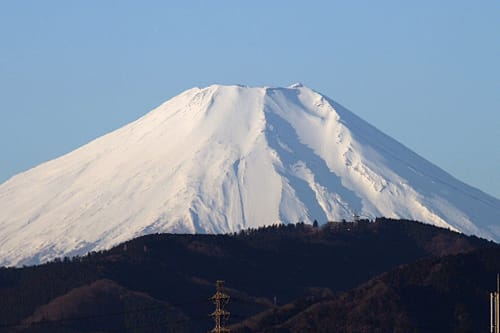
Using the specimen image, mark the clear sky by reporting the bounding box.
[0,1,498,198]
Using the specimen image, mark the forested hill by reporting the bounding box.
[231,246,500,333]
[0,218,497,333]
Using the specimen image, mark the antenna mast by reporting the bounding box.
[491,274,499,333]
[210,280,230,333]
[353,212,360,223]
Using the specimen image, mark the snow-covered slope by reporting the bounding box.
[1,84,499,266]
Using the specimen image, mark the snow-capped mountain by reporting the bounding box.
[1,84,499,266]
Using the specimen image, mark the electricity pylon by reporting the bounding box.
[210,280,230,333]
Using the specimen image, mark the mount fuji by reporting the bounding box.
[1,84,499,266]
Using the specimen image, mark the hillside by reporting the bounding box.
[232,247,500,332]
[0,218,496,333]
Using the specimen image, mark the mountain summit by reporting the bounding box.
[1,84,499,266]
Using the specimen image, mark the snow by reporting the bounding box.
[0,84,499,267]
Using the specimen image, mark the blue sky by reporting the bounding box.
[0,1,499,198]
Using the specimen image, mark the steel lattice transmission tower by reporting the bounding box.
[209,280,230,333]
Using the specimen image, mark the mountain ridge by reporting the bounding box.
[0,219,497,333]
[0,84,499,266]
